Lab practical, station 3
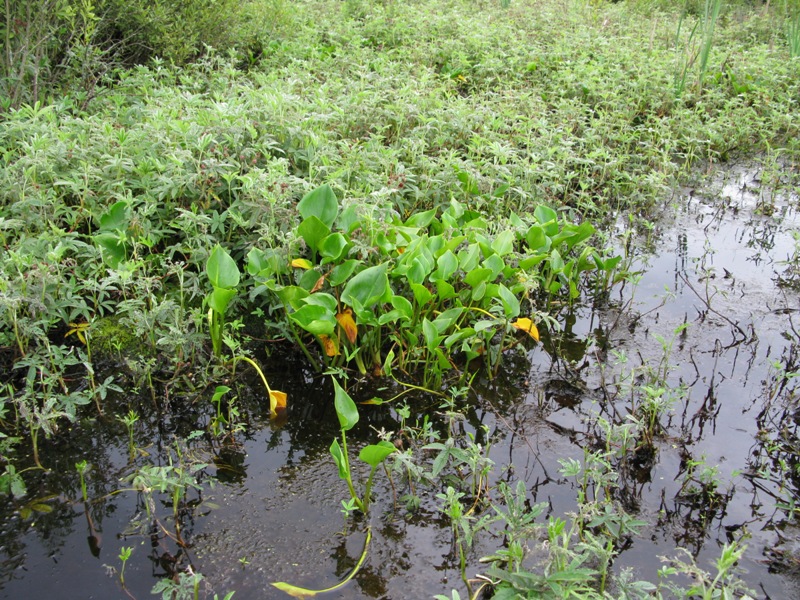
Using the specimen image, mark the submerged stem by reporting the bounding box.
[272,526,372,598]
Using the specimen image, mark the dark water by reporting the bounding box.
[2,163,799,599]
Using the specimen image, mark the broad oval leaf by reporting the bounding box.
[275,285,309,310]
[404,208,437,229]
[207,287,237,315]
[491,230,515,256]
[534,205,559,236]
[432,307,463,334]
[410,282,433,306]
[303,292,338,312]
[298,183,339,228]
[329,438,348,479]
[341,264,390,309]
[465,267,494,288]
[206,244,240,289]
[525,224,548,251]
[297,215,330,254]
[329,259,361,287]
[359,441,397,468]
[319,232,350,261]
[94,233,127,269]
[390,295,414,320]
[497,284,520,318]
[289,304,336,335]
[99,200,130,232]
[431,250,458,282]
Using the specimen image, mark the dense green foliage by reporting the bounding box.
[1,0,799,597]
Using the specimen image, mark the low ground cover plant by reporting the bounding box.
[0,0,799,597]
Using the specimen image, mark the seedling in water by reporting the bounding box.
[117,410,139,460]
[118,546,132,588]
[272,378,395,597]
[76,460,89,503]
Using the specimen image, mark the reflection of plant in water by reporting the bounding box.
[151,569,234,600]
[746,338,800,523]
[124,441,207,548]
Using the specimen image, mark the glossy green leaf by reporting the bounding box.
[211,385,231,404]
[297,215,330,254]
[289,304,336,335]
[433,307,463,334]
[407,255,433,285]
[422,318,439,351]
[359,441,397,467]
[390,295,414,320]
[474,319,497,332]
[483,254,505,280]
[491,230,515,256]
[458,243,481,272]
[298,184,339,228]
[333,378,359,431]
[431,250,458,281]
[330,438,348,479]
[497,284,520,318]
[303,292,338,312]
[550,249,565,272]
[207,287,237,315]
[319,232,349,261]
[465,267,493,287]
[525,224,548,251]
[207,244,240,289]
[435,278,456,300]
[341,264,390,309]
[99,200,130,232]
[275,285,309,309]
[519,253,548,270]
[94,233,127,268]
[471,280,487,301]
[247,247,286,277]
[404,208,437,228]
[534,205,559,236]
[329,259,361,286]
[444,328,476,349]
[411,282,433,306]
[298,268,324,291]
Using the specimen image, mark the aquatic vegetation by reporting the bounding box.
[272,377,393,596]
[0,0,799,597]
[248,183,615,387]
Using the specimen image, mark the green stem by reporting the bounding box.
[272,526,372,597]
[340,430,365,512]
[362,465,379,514]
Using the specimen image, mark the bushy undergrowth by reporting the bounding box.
[1,0,799,597]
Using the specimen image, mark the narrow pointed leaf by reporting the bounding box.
[332,379,359,431]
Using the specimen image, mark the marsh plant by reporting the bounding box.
[248,184,618,387]
[272,377,395,596]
